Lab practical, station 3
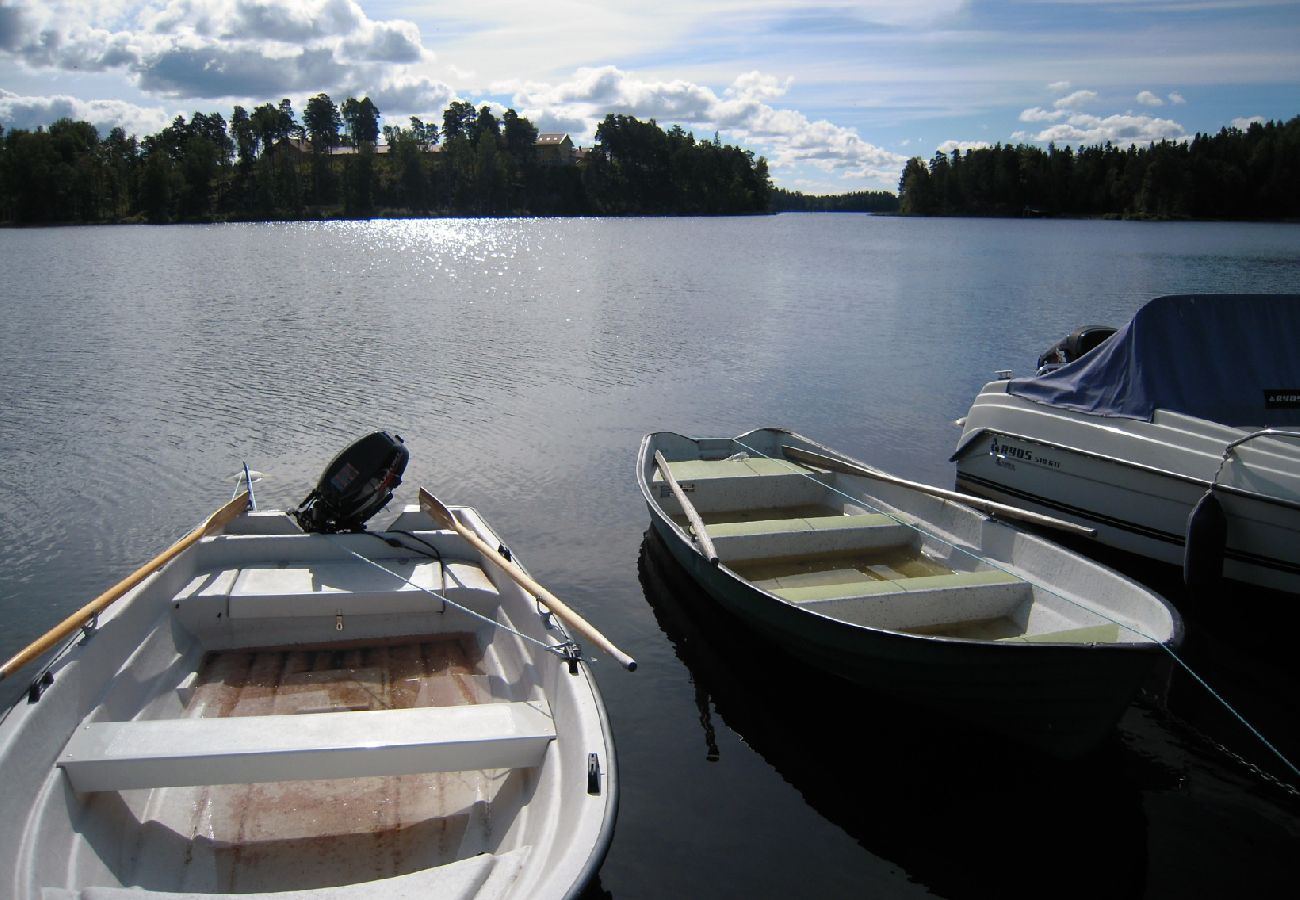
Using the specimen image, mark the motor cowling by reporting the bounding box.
[1036,325,1116,372]
[293,431,409,533]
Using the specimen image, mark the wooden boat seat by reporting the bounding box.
[996,623,1123,644]
[57,701,555,793]
[652,457,825,512]
[775,570,1033,631]
[705,513,915,561]
[656,457,808,480]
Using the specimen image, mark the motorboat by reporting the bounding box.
[0,433,628,899]
[953,294,1300,594]
[637,427,1181,759]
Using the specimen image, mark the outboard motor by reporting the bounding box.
[292,432,409,533]
[1036,325,1116,373]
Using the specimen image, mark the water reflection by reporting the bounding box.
[637,527,1297,899]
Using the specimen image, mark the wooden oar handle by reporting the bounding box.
[782,445,1096,537]
[0,492,250,683]
[653,451,718,563]
[419,488,636,671]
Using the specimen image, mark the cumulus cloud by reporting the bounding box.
[1019,107,1066,123]
[1,0,429,99]
[1053,90,1097,110]
[1168,91,1186,105]
[1231,115,1264,129]
[1136,90,1163,106]
[0,89,171,135]
[1047,80,1071,92]
[937,139,992,154]
[506,66,906,184]
[1015,111,1187,145]
[367,74,456,118]
[139,45,346,98]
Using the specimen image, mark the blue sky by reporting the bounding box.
[1,1,1297,193]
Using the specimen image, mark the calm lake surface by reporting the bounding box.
[2,215,1298,898]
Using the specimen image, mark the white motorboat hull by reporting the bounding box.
[954,384,1300,594]
[0,504,617,899]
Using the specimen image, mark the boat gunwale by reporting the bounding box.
[952,420,1300,515]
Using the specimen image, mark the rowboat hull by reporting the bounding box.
[0,504,616,899]
[639,428,1181,759]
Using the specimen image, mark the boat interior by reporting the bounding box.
[20,509,582,898]
[653,449,1130,644]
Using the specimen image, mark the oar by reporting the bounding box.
[781,445,1097,538]
[652,451,719,564]
[418,488,637,672]
[0,492,251,684]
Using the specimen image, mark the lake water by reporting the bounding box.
[2,215,1298,898]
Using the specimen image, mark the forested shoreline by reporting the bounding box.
[897,116,1300,220]
[0,95,772,224]
[1,97,1296,224]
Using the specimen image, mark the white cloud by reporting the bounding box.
[507,66,906,184]
[936,139,992,154]
[1136,90,1163,106]
[1,0,429,98]
[1019,106,1066,123]
[1017,111,1187,145]
[1168,91,1186,104]
[1231,115,1264,129]
[1047,80,1071,92]
[1053,90,1097,110]
[366,75,455,118]
[0,89,170,135]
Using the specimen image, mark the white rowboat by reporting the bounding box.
[638,427,1182,759]
[0,490,618,898]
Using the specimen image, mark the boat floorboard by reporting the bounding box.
[95,633,526,894]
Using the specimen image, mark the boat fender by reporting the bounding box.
[293,432,410,534]
[1184,489,1226,592]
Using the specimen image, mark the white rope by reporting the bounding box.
[324,534,572,660]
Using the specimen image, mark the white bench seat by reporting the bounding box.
[651,457,825,512]
[176,560,496,620]
[57,701,555,793]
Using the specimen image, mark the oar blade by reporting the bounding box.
[417,487,458,530]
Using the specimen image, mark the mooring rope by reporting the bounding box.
[323,533,574,661]
[731,437,1300,780]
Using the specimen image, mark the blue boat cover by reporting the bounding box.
[1008,294,1300,426]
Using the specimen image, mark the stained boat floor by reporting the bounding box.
[90,634,522,894]
[731,546,952,588]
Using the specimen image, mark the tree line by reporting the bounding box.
[0,94,772,223]
[6,98,1295,223]
[770,187,898,213]
[897,116,1300,219]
